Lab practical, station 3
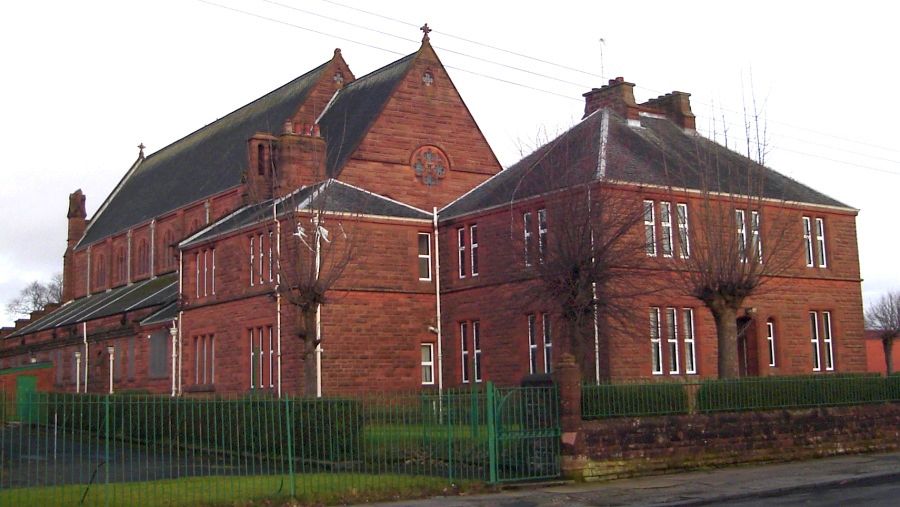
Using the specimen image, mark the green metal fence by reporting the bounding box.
[583,374,900,419]
[0,383,559,506]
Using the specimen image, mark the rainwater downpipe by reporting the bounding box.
[433,207,444,396]
[315,214,323,398]
[177,250,184,395]
[82,322,88,393]
[275,206,283,398]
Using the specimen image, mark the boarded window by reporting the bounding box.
[149,330,169,379]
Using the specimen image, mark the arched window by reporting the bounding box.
[766,318,777,367]
[115,247,126,283]
[163,230,176,269]
[137,239,149,275]
[95,254,106,288]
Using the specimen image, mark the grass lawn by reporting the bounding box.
[0,473,483,506]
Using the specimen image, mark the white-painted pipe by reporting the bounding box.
[82,322,88,393]
[433,207,444,396]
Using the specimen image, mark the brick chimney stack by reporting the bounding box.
[582,77,639,121]
[641,92,696,131]
[63,190,87,302]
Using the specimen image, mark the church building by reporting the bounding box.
[0,32,866,397]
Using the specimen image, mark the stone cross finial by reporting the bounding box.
[420,23,431,42]
[138,143,145,158]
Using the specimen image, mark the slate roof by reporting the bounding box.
[181,179,431,248]
[440,109,848,220]
[8,273,178,338]
[78,61,333,248]
[318,52,417,176]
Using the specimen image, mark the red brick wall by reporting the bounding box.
[338,44,502,211]
[439,181,865,385]
[866,333,900,374]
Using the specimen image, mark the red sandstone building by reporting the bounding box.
[0,36,866,397]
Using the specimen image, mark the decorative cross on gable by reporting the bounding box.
[420,23,431,42]
[333,71,344,84]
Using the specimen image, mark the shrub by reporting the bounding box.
[582,382,688,419]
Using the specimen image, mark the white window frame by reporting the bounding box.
[470,225,479,277]
[417,232,432,281]
[523,212,533,266]
[421,343,435,385]
[195,252,201,297]
[203,249,209,296]
[683,308,696,374]
[268,231,274,282]
[527,314,537,375]
[822,311,834,371]
[460,322,470,383]
[766,320,776,367]
[735,209,747,262]
[267,326,274,388]
[211,248,216,295]
[537,209,547,263]
[644,200,657,257]
[803,217,814,267]
[457,227,466,278]
[666,307,680,374]
[810,311,821,371]
[750,211,762,263]
[249,236,255,286]
[473,320,482,383]
[676,203,690,259]
[650,307,662,374]
[815,218,827,268]
[542,313,552,373]
[258,233,265,284]
[660,201,674,257]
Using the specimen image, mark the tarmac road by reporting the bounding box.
[369,451,900,506]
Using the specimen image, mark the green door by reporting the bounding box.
[16,375,38,422]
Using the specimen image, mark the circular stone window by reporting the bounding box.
[411,145,449,186]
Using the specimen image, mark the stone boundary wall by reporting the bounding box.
[552,353,900,482]
[565,403,900,481]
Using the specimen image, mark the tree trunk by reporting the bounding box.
[884,338,894,376]
[712,305,740,379]
[302,307,319,396]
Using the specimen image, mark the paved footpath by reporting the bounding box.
[370,451,900,506]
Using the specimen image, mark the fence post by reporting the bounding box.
[553,353,584,481]
[485,382,498,484]
[104,394,110,507]
[285,396,295,498]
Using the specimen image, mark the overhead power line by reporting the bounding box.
[198,0,900,177]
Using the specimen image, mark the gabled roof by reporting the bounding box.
[180,179,431,248]
[78,61,334,248]
[8,273,178,338]
[440,109,848,220]
[318,52,417,176]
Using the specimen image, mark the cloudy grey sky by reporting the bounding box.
[1,0,897,326]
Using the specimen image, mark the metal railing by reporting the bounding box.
[0,384,558,505]
[582,374,900,419]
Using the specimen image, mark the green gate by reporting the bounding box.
[486,382,561,482]
[15,375,38,423]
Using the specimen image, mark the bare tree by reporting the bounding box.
[665,107,799,378]
[6,272,63,317]
[866,291,900,375]
[507,115,651,379]
[280,189,359,396]
[250,129,362,396]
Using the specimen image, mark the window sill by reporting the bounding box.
[184,384,216,393]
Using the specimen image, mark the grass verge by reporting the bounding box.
[0,473,484,506]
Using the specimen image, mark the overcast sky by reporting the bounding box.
[1,0,897,326]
